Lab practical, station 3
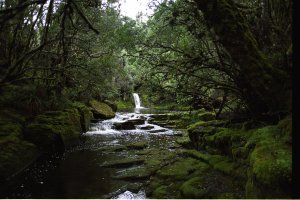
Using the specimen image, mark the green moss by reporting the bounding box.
[197,112,215,121]
[246,126,292,198]
[180,177,208,198]
[176,136,191,147]
[181,149,211,161]
[152,185,168,199]
[157,158,208,180]
[25,109,82,151]
[71,102,93,132]
[212,157,238,175]
[115,100,134,111]
[126,141,148,150]
[103,100,117,112]
[89,100,115,119]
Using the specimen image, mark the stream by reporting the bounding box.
[0,108,184,199]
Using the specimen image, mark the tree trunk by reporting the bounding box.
[193,0,291,117]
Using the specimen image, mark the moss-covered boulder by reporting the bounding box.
[89,100,115,119]
[246,125,292,198]
[197,112,215,121]
[71,102,93,132]
[0,135,39,181]
[24,109,82,152]
[104,100,117,112]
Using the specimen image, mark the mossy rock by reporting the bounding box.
[0,135,39,180]
[157,157,209,180]
[176,136,192,148]
[197,112,216,121]
[246,126,292,198]
[71,102,93,132]
[152,185,168,199]
[180,177,208,198]
[104,100,117,112]
[181,150,243,179]
[89,100,115,119]
[24,109,82,152]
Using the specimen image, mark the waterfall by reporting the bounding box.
[133,93,142,108]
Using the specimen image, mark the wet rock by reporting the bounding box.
[113,168,152,180]
[114,121,135,130]
[100,158,145,168]
[139,125,154,130]
[147,129,167,133]
[127,183,144,193]
[89,100,115,119]
[126,141,148,150]
[127,118,145,125]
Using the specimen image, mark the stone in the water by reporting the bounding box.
[147,129,168,133]
[127,118,145,125]
[114,121,135,130]
[139,125,155,130]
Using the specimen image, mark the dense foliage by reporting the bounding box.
[0,0,292,118]
[127,0,292,118]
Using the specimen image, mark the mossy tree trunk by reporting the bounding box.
[193,0,291,117]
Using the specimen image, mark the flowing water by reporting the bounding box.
[132,93,142,108]
[0,109,183,199]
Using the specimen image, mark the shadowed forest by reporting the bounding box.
[0,0,293,199]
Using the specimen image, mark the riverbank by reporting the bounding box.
[0,107,292,198]
[0,99,116,182]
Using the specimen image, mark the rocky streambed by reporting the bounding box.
[1,109,291,199]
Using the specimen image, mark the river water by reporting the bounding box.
[0,109,183,199]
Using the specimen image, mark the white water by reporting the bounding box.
[133,93,142,108]
[84,112,175,136]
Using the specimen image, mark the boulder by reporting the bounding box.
[197,112,216,121]
[71,102,93,132]
[114,121,135,130]
[89,100,115,119]
[127,118,145,125]
[104,100,117,112]
[25,109,82,152]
